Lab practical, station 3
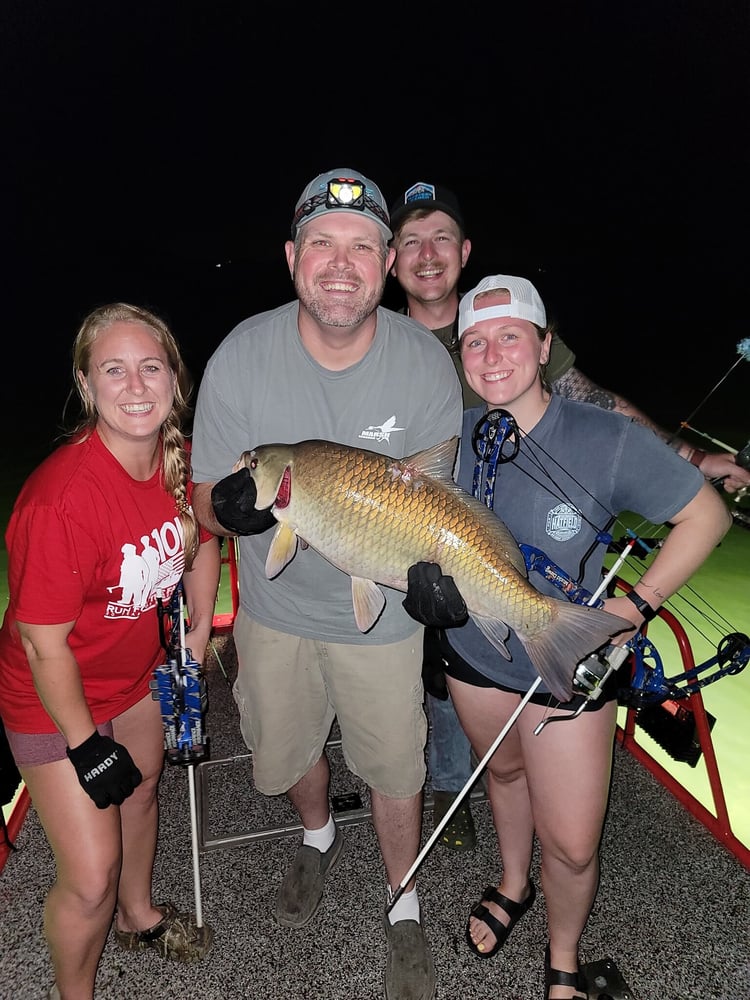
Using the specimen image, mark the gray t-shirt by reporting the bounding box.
[447,394,704,691]
[191,300,463,643]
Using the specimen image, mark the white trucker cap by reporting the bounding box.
[458,274,547,338]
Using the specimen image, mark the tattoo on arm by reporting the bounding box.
[551,367,687,452]
[551,368,617,411]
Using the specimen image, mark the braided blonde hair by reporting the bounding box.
[67,302,201,569]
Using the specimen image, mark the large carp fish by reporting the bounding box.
[236,437,631,701]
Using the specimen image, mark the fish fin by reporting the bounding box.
[265,523,299,579]
[519,604,632,702]
[351,577,386,632]
[402,438,459,481]
[471,614,512,660]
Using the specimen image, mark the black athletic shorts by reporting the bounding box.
[435,628,622,713]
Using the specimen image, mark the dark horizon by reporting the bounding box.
[5,2,749,462]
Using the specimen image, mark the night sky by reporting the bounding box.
[5,1,749,458]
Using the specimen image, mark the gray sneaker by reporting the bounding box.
[383,912,436,1000]
[275,826,344,927]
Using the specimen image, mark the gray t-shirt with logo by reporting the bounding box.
[447,394,704,691]
[191,300,463,643]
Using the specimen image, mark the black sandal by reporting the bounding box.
[465,880,536,959]
[544,943,587,999]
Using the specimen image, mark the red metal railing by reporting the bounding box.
[615,578,749,870]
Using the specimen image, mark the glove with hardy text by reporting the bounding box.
[402,562,469,629]
[211,467,277,535]
[66,731,143,809]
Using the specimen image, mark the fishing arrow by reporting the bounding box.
[674,337,750,435]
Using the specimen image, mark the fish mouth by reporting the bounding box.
[275,467,291,509]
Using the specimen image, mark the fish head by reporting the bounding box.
[235,444,296,512]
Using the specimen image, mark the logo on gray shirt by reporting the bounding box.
[546,503,582,542]
[358,415,405,444]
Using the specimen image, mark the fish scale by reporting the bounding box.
[240,438,632,701]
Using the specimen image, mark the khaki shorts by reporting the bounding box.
[232,609,427,798]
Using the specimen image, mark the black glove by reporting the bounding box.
[66,731,143,809]
[211,467,276,535]
[402,562,469,629]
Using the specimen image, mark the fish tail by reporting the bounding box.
[520,604,632,702]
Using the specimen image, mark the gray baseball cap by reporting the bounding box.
[291,168,392,240]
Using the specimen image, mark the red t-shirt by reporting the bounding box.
[0,430,210,732]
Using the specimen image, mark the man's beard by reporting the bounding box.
[295,275,384,328]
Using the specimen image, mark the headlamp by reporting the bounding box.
[291,176,391,237]
[327,180,365,208]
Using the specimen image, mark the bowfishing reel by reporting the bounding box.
[534,644,632,734]
[573,644,631,700]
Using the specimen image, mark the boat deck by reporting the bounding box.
[1,633,748,1000]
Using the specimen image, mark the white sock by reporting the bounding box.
[387,884,420,925]
[302,815,336,853]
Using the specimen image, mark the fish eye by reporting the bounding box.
[250,458,258,470]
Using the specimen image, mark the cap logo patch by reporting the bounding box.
[403,181,436,205]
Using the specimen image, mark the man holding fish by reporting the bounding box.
[189,169,466,1000]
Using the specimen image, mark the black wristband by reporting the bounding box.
[625,589,658,622]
